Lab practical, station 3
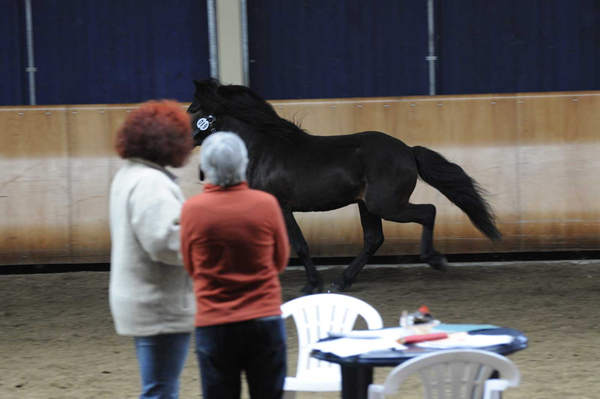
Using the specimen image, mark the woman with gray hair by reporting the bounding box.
[199,131,248,186]
[180,131,290,399]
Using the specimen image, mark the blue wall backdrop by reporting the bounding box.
[247,0,428,99]
[1,0,210,105]
[437,0,600,94]
[2,1,27,105]
[1,0,599,105]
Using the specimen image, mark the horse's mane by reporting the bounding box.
[189,79,309,143]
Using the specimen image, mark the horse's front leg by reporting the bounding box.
[281,209,323,295]
[331,202,384,292]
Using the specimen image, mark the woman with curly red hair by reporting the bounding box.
[109,100,195,399]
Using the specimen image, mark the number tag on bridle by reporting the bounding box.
[195,115,216,134]
[196,118,210,131]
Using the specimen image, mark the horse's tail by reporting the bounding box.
[411,146,501,240]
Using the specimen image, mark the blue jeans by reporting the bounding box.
[134,332,191,399]
[195,317,287,399]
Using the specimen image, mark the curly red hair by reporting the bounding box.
[115,100,193,167]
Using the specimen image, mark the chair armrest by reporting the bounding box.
[483,379,510,399]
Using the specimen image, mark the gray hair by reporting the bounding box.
[199,131,248,187]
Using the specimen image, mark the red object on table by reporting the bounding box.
[398,332,448,344]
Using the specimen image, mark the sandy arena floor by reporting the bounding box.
[1,260,599,398]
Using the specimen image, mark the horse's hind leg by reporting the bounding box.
[382,203,448,271]
[282,209,323,294]
[331,201,384,292]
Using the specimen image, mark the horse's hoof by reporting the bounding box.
[423,253,448,271]
[329,278,351,292]
[300,281,324,295]
[328,282,344,293]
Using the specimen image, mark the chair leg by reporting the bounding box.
[282,390,296,399]
[368,384,385,399]
[484,379,509,399]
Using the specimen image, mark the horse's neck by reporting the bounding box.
[223,115,309,157]
[237,126,304,150]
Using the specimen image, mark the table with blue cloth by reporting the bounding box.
[310,324,528,399]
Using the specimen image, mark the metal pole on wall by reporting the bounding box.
[240,0,249,86]
[426,0,437,95]
[24,0,37,105]
[207,0,219,79]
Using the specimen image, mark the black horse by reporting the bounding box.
[188,79,501,294]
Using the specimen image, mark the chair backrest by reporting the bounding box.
[377,349,520,399]
[281,293,384,377]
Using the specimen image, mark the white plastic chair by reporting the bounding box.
[281,293,384,398]
[368,349,520,399]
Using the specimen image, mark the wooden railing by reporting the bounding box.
[1,92,598,265]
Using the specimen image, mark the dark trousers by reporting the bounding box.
[195,317,287,399]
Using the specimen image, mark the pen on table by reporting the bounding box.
[397,332,448,344]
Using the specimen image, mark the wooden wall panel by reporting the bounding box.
[68,107,118,261]
[1,92,599,265]
[515,94,600,250]
[0,108,71,264]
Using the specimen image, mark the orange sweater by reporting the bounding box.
[180,182,290,327]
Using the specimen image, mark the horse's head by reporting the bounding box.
[187,79,222,146]
[188,78,307,147]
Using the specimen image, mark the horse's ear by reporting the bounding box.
[193,79,205,95]
[193,78,220,98]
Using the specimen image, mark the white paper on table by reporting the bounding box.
[415,334,514,349]
[329,327,412,340]
[311,337,407,357]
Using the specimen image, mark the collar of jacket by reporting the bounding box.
[203,182,249,192]
[128,158,178,182]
